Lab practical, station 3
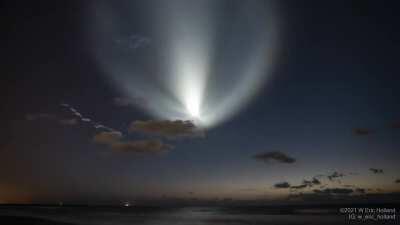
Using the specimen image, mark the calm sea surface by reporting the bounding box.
[0,205,398,225]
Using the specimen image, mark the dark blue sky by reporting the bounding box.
[1,0,399,204]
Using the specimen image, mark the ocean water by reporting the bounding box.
[0,205,398,225]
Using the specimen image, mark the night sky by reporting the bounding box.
[1,0,400,205]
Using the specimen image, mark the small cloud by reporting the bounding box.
[274,182,291,189]
[111,139,173,154]
[253,151,296,164]
[353,128,372,136]
[81,118,91,122]
[59,118,78,126]
[129,120,204,139]
[93,131,123,145]
[70,108,82,117]
[369,168,384,174]
[95,124,120,133]
[60,104,83,118]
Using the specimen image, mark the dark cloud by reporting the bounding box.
[311,177,321,185]
[355,188,366,194]
[339,185,365,195]
[274,181,291,189]
[353,128,372,136]
[129,120,204,139]
[93,131,123,145]
[313,188,354,195]
[302,177,321,187]
[369,168,384,174]
[111,139,173,154]
[287,177,323,191]
[309,171,356,183]
[327,171,345,181]
[288,191,400,204]
[395,179,400,184]
[290,184,307,190]
[290,188,357,202]
[253,151,296,164]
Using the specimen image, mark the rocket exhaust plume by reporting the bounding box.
[87,0,280,128]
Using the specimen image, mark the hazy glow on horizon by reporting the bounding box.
[89,0,279,128]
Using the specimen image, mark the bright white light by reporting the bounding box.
[186,93,201,118]
[88,0,279,128]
